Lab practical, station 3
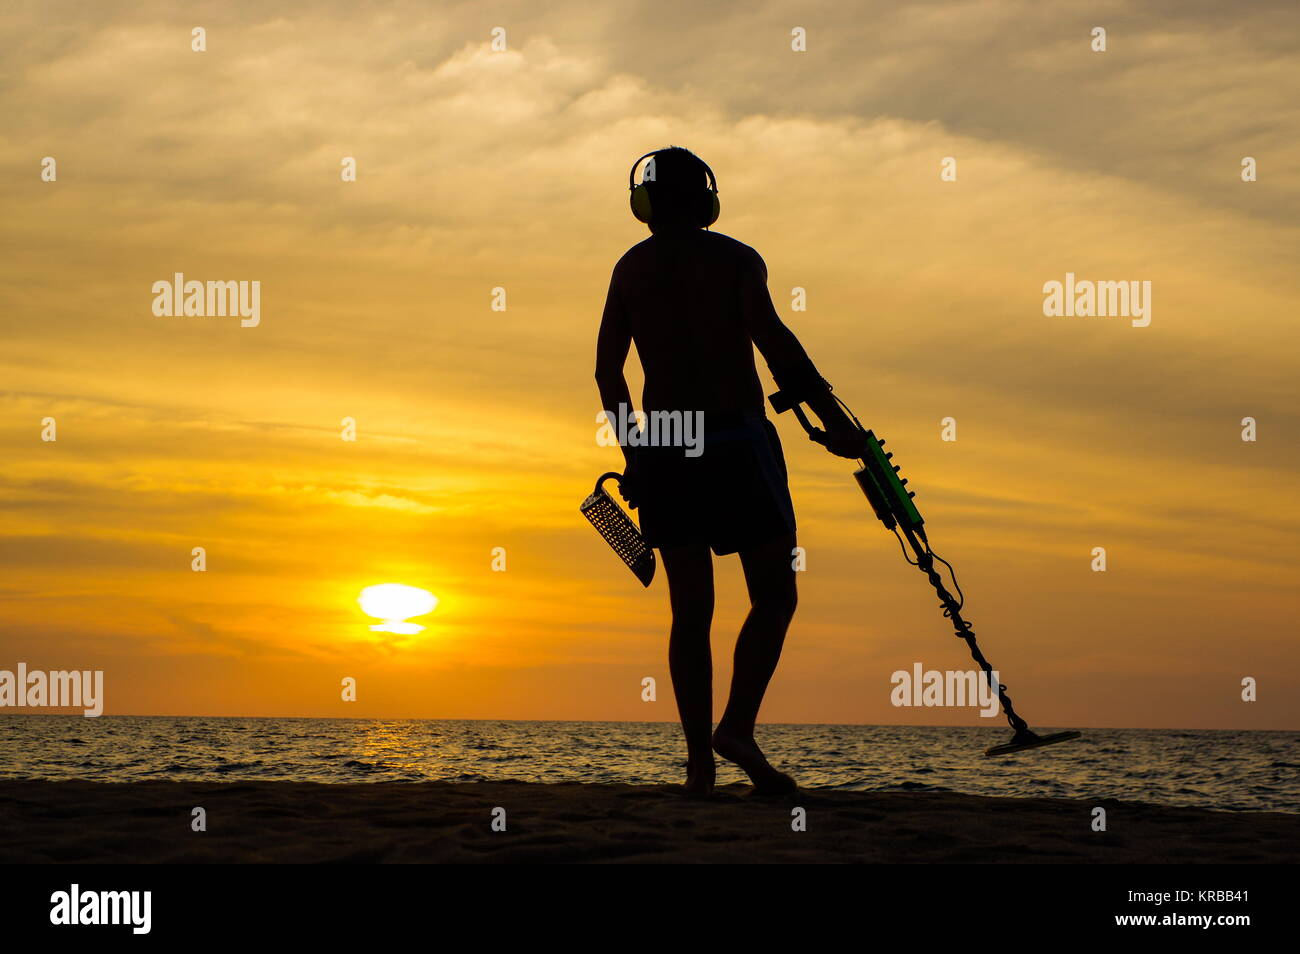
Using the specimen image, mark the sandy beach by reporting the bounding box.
[1,779,1296,863]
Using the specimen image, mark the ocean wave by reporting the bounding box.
[1,718,1296,811]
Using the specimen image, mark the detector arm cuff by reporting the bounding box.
[767,362,832,414]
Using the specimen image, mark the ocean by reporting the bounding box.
[2,716,1296,812]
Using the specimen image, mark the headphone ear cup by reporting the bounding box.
[704,191,720,227]
[630,184,654,223]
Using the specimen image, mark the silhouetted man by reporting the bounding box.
[596,146,858,795]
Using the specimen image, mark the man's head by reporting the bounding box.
[629,146,719,231]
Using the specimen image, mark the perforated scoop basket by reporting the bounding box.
[580,471,655,587]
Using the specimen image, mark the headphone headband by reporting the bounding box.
[628,150,718,195]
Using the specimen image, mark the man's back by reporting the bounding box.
[609,229,765,414]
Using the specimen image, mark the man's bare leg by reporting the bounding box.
[713,532,798,794]
[661,543,716,795]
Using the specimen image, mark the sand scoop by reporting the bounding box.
[580,472,656,587]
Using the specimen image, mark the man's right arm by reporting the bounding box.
[595,267,640,488]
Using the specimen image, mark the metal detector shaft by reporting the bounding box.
[895,522,1031,737]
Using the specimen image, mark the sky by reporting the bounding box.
[1,0,1297,729]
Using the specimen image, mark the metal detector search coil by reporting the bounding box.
[580,472,656,587]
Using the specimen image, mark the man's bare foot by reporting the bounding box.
[711,727,797,795]
[683,753,716,796]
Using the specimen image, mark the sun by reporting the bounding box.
[357,583,439,634]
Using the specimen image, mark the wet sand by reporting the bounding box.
[1,779,1295,863]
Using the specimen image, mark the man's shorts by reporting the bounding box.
[635,408,797,556]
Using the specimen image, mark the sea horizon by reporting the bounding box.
[7,712,1296,733]
[4,715,1296,814]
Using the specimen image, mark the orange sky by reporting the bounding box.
[2,0,1298,728]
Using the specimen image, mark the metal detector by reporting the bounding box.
[769,386,1081,758]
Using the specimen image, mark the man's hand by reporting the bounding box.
[617,456,642,509]
[821,423,868,459]
[812,401,868,459]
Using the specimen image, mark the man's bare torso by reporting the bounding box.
[607,229,766,414]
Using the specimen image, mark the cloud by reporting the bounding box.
[1,0,1296,724]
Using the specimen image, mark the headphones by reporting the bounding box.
[628,150,720,228]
